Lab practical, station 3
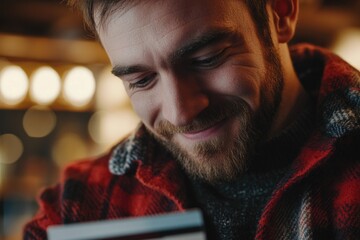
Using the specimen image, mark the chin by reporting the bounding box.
[177,146,248,183]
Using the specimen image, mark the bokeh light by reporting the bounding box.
[63,66,95,107]
[332,28,360,70]
[51,132,88,167]
[30,66,61,105]
[96,66,129,110]
[23,106,57,138]
[88,109,140,147]
[0,65,29,105]
[0,134,24,164]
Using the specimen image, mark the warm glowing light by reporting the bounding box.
[23,106,57,138]
[332,28,360,70]
[51,132,88,167]
[0,165,5,187]
[0,134,23,164]
[63,66,96,107]
[88,109,140,146]
[96,66,129,110]
[30,66,61,105]
[0,65,29,105]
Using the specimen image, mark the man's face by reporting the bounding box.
[97,0,283,182]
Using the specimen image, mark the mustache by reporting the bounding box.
[156,98,249,139]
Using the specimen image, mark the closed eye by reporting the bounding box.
[191,47,228,69]
[128,73,157,90]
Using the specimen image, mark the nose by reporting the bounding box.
[161,74,209,126]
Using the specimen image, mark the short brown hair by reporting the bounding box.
[68,0,272,46]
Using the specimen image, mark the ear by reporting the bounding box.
[271,0,299,43]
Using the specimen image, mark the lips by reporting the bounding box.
[181,118,227,140]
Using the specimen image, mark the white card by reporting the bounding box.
[47,209,206,240]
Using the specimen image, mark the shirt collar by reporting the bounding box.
[109,124,150,175]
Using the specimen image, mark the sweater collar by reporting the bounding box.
[291,44,360,138]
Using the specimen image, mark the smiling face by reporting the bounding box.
[97,0,284,182]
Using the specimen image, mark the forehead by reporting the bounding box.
[96,0,251,64]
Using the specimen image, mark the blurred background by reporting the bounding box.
[0,0,359,239]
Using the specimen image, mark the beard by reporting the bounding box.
[148,49,283,183]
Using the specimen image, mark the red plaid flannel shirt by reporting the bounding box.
[24,44,360,239]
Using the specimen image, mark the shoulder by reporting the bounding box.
[23,146,133,237]
[61,151,114,185]
[327,134,360,235]
[57,126,150,202]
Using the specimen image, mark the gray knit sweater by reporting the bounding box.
[190,105,316,240]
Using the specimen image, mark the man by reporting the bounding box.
[24,0,360,239]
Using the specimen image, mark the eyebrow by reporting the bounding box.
[170,29,236,63]
[111,28,237,77]
[112,65,149,77]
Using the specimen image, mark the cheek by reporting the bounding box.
[208,67,262,111]
[130,92,160,128]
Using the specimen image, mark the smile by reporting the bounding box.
[181,118,228,140]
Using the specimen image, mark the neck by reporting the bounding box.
[269,44,310,138]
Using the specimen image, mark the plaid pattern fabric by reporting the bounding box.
[24,44,360,239]
[23,127,191,239]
